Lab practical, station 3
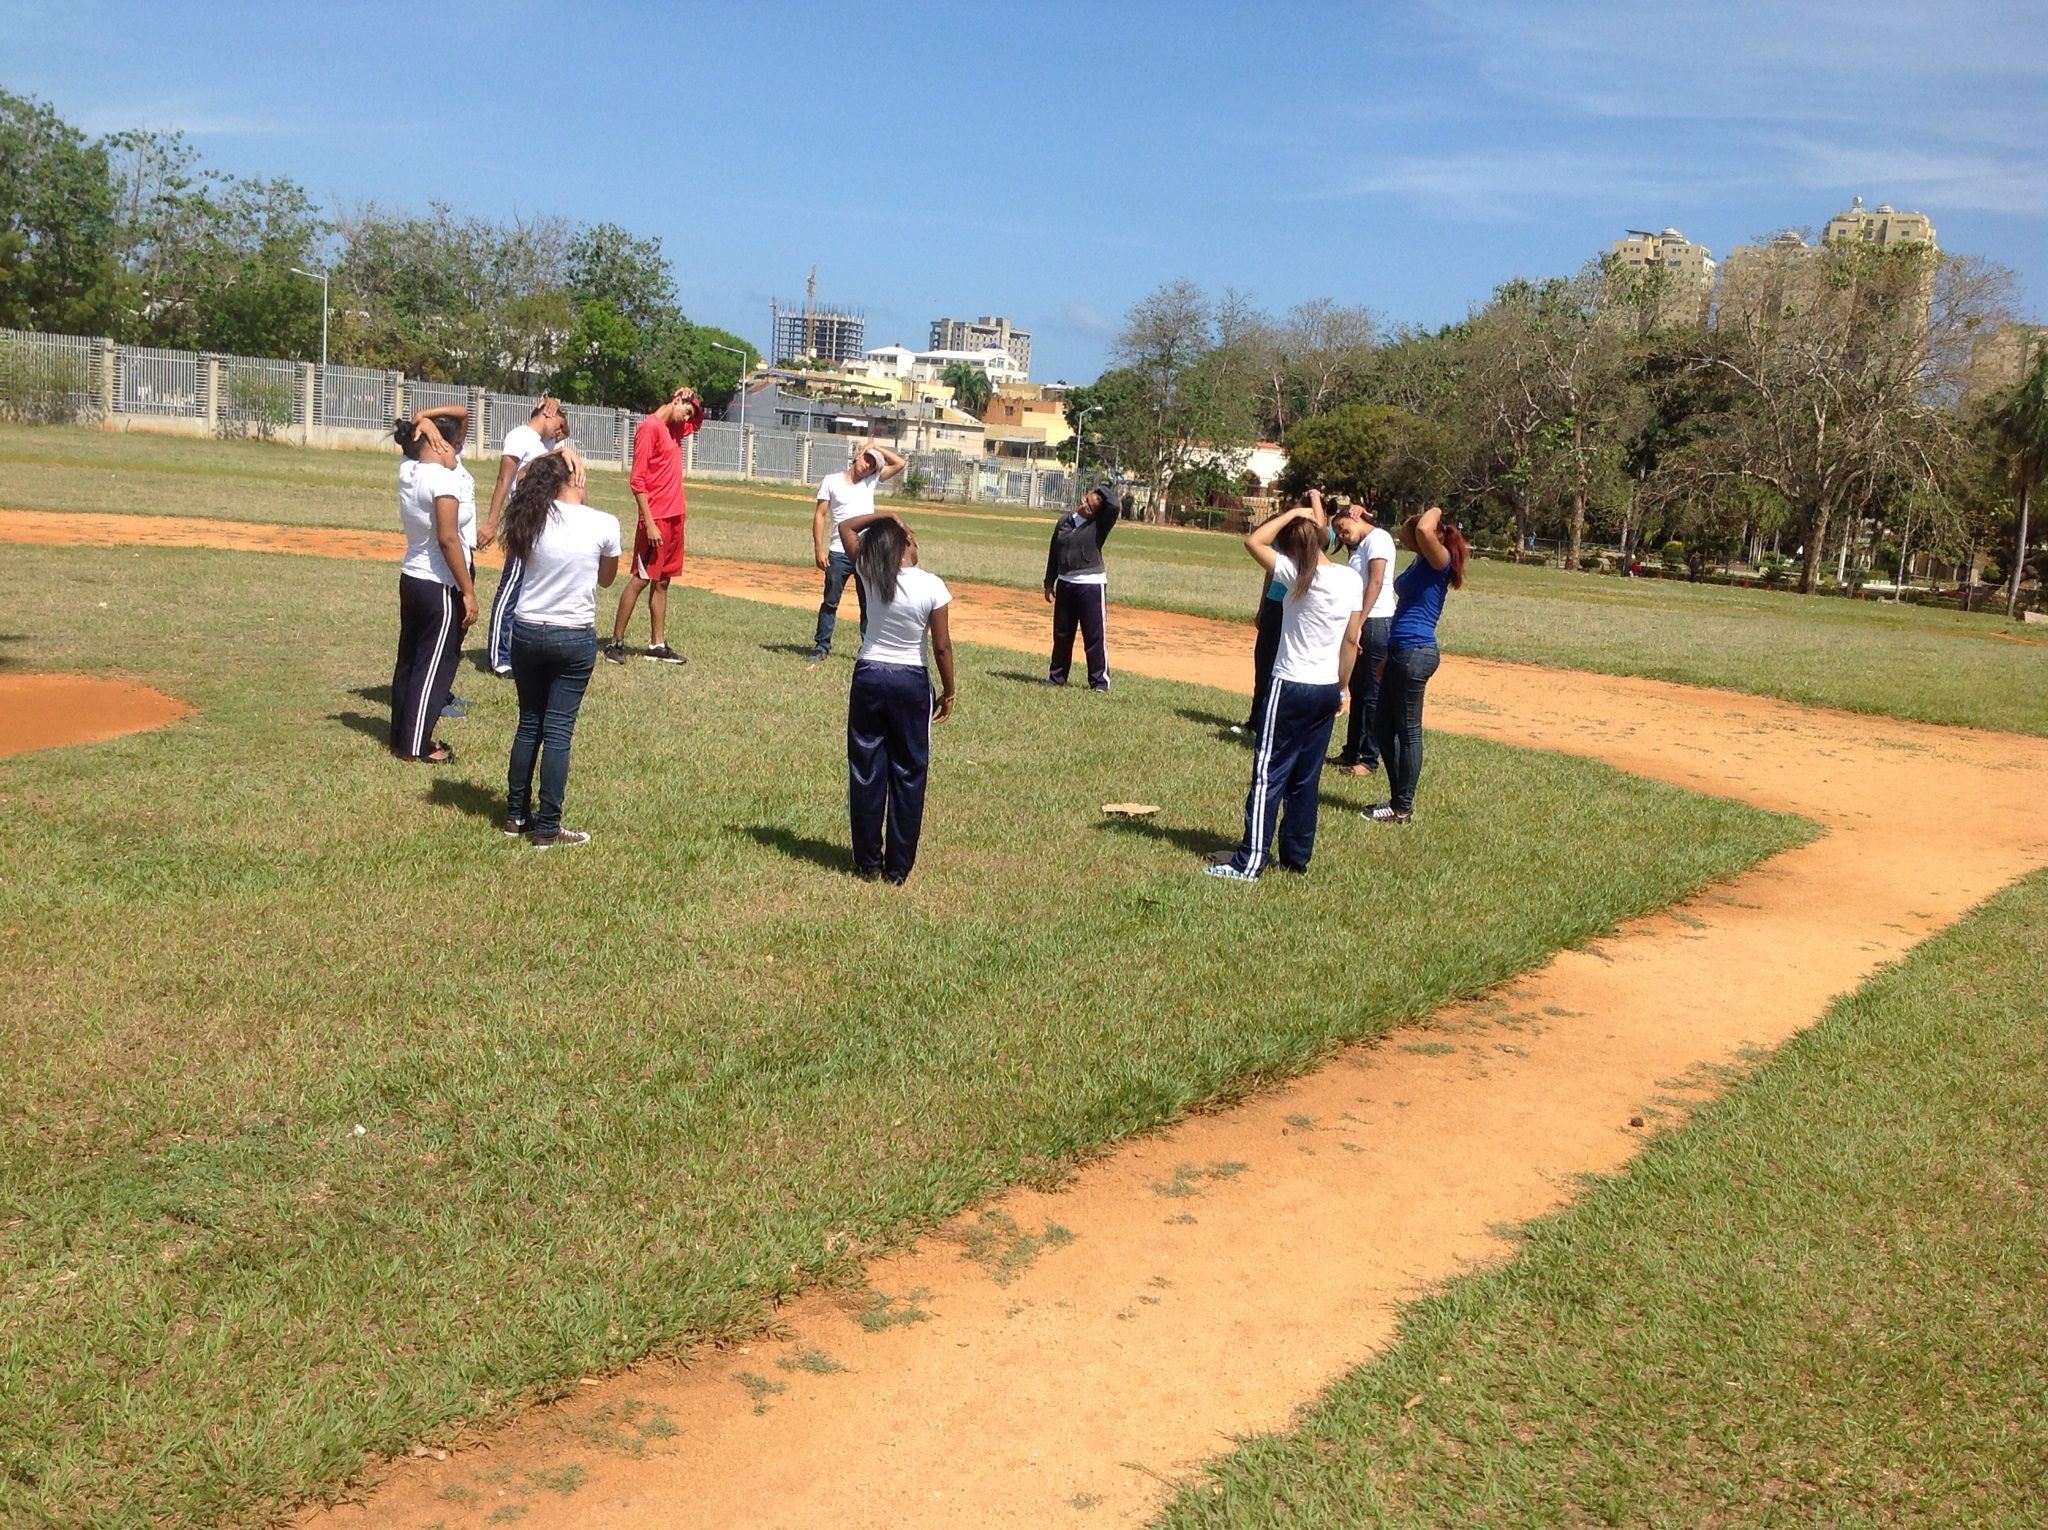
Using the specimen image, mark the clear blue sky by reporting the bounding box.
[7,1,2042,381]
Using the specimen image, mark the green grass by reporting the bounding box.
[4,424,2046,734]
[1157,870,2048,1529]
[0,541,1803,1525]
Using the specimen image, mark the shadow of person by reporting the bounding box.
[760,642,820,658]
[740,824,853,873]
[987,669,1052,686]
[351,684,394,706]
[1173,705,1253,746]
[428,777,502,823]
[1094,815,1235,858]
[328,710,391,745]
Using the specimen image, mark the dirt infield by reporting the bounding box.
[7,510,2047,1528]
[0,673,188,757]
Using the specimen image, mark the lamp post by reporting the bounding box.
[289,267,329,370]
[1074,403,1102,491]
[709,341,748,437]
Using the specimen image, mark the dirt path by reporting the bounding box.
[0,673,188,757]
[8,511,2048,1528]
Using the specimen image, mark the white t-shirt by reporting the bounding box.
[859,564,952,668]
[817,471,877,531]
[1349,525,1399,619]
[513,502,622,629]
[501,423,555,480]
[1269,553,1365,686]
[398,458,477,586]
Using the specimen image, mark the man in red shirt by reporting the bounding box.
[605,385,705,664]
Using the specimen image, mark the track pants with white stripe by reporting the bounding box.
[485,556,525,675]
[1049,579,1110,689]
[390,573,464,757]
[847,658,934,882]
[1227,678,1342,876]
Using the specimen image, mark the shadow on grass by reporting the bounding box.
[1175,706,1252,745]
[987,669,1053,686]
[0,633,28,670]
[328,710,390,746]
[428,777,502,823]
[351,685,393,706]
[1094,815,1235,858]
[760,642,820,658]
[741,824,853,874]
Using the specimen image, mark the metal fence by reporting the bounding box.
[0,325,1083,511]
[318,365,394,431]
[114,345,204,417]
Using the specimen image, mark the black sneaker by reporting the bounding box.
[643,644,687,665]
[854,865,883,882]
[602,641,629,665]
[531,828,591,850]
[807,646,829,664]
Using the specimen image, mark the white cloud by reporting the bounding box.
[1062,301,1114,337]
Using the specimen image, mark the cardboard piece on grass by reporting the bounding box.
[1101,803,1160,817]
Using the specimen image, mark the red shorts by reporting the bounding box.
[634,516,685,581]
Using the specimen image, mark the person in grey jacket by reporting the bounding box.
[1043,485,1122,690]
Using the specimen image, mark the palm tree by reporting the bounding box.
[940,360,993,418]
[1986,345,2048,621]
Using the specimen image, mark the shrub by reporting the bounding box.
[0,337,92,425]
[1661,539,1687,569]
[901,465,930,500]
[218,371,296,441]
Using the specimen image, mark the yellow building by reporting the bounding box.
[1608,227,1716,326]
[1823,197,1936,248]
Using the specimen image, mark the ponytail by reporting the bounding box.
[502,454,574,563]
[1441,520,1469,590]
[1277,516,1323,599]
[854,517,908,606]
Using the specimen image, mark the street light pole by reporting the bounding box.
[709,341,748,438]
[1074,403,1102,491]
[290,267,329,370]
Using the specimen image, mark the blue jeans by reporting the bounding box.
[1231,678,1342,875]
[507,619,597,835]
[812,549,866,654]
[1373,643,1441,814]
[1340,615,1393,767]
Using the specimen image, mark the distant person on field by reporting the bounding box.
[1364,506,1466,825]
[605,385,705,666]
[1332,498,1397,776]
[1042,483,1122,690]
[389,405,478,763]
[1238,490,1339,738]
[480,397,572,677]
[495,452,620,849]
[808,442,906,661]
[1208,497,1363,881]
[835,510,956,884]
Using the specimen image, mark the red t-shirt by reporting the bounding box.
[629,409,702,521]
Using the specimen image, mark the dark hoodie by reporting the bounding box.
[1045,488,1123,585]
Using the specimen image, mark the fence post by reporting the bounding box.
[202,357,221,433]
[466,388,485,458]
[93,339,116,420]
[298,362,317,442]
[742,425,755,483]
[616,409,631,469]
[800,432,812,486]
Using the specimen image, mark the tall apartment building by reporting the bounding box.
[1823,197,1936,249]
[928,315,1032,378]
[770,302,867,367]
[1607,227,1716,326]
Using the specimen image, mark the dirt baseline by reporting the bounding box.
[0,672,189,758]
[7,510,2048,1528]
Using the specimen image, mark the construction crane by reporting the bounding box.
[804,265,817,360]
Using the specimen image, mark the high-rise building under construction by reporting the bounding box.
[770,301,867,367]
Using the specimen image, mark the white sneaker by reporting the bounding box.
[1203,862,1258,882]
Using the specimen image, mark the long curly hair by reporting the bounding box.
[500,454,575,563]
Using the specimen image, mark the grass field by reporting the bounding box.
[1158,868,2048,1529]
[5,424,2047,735]
[0,541,1806,1524]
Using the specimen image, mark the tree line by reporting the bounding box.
[0,87,757,408]
[1073,248,2046,605]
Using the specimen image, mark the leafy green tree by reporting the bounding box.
[939,360,992,417]
[1982,344,2048,619]
[1278,402,1453,515]
[0,89,120,332]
